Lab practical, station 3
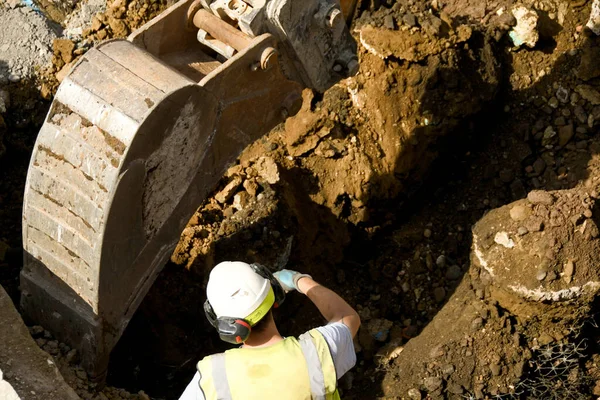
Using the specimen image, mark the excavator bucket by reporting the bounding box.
[20,0,358,381]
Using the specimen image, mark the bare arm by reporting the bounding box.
[296,277,361,338]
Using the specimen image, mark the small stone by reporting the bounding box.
[527,190,554,205]
[536,270,547,281]
[576,85,600,105]
[447,383,463,395]
[558,124,574,147]
[538,332,554,345]
[490,363,501,376]
[548,97,559,108]
[29,325,45,337]
[494,232,514,248]
[445,265,462,281]
[517,226,529,236]
[215,176,243,204]
[35,338,47,347]
[433,287,446,303]
[407,388,422,400]
[556,86,569,103]
[526,217,544,232]
[255,156,280,184]
[471,317,483,331]
[232,191,251,211]
[563,260,575,284]
[8,74,20,83]
[243,179,259,197]
[403,13,418,27]
[423,228,432,238]
[383,15,395,29]
[423,376,443,392]
[510,205,530,221]
[436,255,447,268]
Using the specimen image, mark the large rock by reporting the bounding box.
[0,285,79,400]
[472,188,600,304]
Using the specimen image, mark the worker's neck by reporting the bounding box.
[243,322,283,348]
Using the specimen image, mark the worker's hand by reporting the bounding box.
[274,269,312,293]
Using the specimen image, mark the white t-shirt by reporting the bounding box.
[178,322,356,400]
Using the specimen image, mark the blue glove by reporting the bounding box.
[274,269,312,293]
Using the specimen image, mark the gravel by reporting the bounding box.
[0,4,59,80]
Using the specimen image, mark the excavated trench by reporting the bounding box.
[1,0,600,399]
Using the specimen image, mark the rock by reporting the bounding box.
[423,228,432,238]
[556,86,569,103]
[509,205,530,221]
[255,156,280,184]
[436,255,447,268]
[407,388,422,400]
[586,0,600,35]
[215,176,243,204]
[403,13,418,27]
[53,39,75,64]
[447,382,463,395]
[536,270,547,281]
[548,97,559,109]
[471,317,483,331]
[527,190,554,205]
[509,6,539,48]
[75,369,87,380]
[494,232,514,248]
[8,74,20,83]
[0,90,9,114]
[243,179,259,197]
[558,124,574,147]
[0,285,79,399]
[445,265,462,281]
[563,260,575,284]
[433,287,446,303]
[107,16,129,37]
[576,85,600,105]
[383,15,395,29]
[490,363,501,376]
[423,376,443,392]
[538,332,554,346]
[526,217,544,232]
[232,191,251,211]
[517,226,529,236]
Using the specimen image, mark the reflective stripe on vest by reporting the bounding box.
[298,332,326,400]
[197,329,340,400]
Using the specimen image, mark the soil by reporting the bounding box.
[1,0,600,399]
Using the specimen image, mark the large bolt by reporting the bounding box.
[260,47,277,70]
[328,8,343,28]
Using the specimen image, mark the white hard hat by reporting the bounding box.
[206,261,274,325]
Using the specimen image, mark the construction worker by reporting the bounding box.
[179,261,361,400]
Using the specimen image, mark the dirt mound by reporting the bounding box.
[173,5,501,276]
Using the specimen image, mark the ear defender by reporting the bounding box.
[204,263,285,344]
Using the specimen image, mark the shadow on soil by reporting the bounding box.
[108,26,600,400]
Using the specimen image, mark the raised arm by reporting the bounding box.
[274,270,361,337]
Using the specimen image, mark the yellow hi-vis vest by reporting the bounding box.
[197,329,341,400]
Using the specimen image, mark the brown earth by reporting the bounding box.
[1,0,600,399]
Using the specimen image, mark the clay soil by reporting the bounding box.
[2,0,600,399]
